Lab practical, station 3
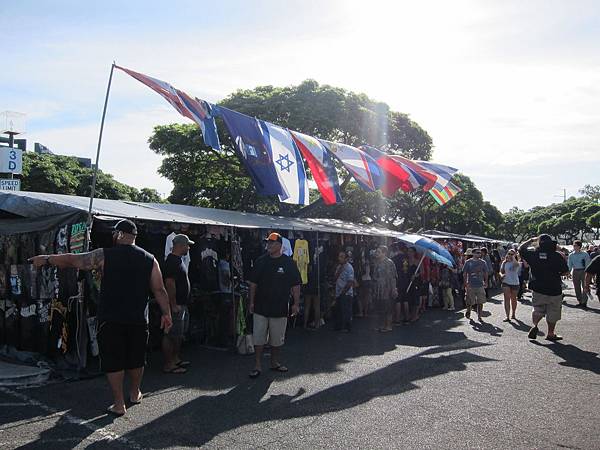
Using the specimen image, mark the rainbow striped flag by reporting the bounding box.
[429,181,462,205]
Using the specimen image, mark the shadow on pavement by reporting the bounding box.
[469,319,503,336]
[122,348,496,448]
[530,341,600,375]
[508,318,531,332]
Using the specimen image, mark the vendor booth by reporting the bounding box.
[0,191,429,372]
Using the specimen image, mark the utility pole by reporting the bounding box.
[553,188,567,202]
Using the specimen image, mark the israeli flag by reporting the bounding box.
[259,121,309,205]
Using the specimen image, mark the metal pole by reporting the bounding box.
[86,62,116,250]
[406,253,426,294]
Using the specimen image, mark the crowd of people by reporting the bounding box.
[28,222,600,417]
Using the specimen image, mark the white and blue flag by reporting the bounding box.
[259,121,309,205]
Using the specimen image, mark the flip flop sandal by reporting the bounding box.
[106,405,125,417]
[270,365,288,372]
[163,366,187,374]
[176,361,191,367]
[546,335,563,341]
[129,393,143,405]
[249,369,261,378]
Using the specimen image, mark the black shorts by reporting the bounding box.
[97,321,148,373]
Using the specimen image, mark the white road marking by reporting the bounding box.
[0,387,144,449]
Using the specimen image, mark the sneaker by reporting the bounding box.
[527,326,539,340]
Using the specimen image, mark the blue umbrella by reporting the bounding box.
[393,233,455,267]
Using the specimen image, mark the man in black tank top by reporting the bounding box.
[30,219,172,417]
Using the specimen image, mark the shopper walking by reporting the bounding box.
[500,249,520,321]
[519,235,569,341]
[162,234,194,374]
[29,220,172,416]
[567,240,591,307]
[334,251,355,332]
[439,265,455,310]
[248,233,301,378]
[584,253,600,303]
[373,245,398,332]
[462,248,488,321]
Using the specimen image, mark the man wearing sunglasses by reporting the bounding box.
[30,219,173,417]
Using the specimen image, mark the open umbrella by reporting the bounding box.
[393,233,455,268]
[392,233,455,294]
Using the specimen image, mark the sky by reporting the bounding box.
[2,0,599,212]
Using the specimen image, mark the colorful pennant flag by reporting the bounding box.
[321,140,384,192]
[115,65,221,151]
[429,181,462,205]
[389,155,438,191]
[416,161,459,189]
[259,121,309,205]
[360,145,414,196]
[290,131,342,205]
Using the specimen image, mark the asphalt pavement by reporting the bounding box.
[1,281,599,449]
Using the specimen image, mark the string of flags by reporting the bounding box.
[115,65,462,206]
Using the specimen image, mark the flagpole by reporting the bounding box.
[85,61,116,251]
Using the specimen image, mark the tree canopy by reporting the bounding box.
[21,152,164,203]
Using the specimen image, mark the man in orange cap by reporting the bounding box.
[247,232,302,378]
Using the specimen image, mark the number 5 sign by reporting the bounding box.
[0,147,23,174]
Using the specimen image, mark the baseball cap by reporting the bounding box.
[264,232,283,243]
[114,219,138,236]
[538,234,555,244]
[172,234,195,246]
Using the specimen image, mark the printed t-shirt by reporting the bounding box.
[248,254,302,318]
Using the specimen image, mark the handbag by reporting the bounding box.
[237,334,254,355]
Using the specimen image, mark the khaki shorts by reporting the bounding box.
[167,305,189,338]
[253,314,287,347]
[466,287,486,306]
[532,291,562,323]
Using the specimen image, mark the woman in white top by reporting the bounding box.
[500,249,521,322]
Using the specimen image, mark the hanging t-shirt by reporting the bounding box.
[216,259,232,294]
[293,239,310,285]
[282,237,293,257]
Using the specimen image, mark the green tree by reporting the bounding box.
[21,152,159,202]
[579,184,600,203]
[135,187,165,203]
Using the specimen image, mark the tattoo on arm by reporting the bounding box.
[78,249,104,270]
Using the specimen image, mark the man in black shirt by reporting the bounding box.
[248,233,301,378]
[584,254,600,303]
[519,234,569,341]
[162,234,194,374]
[30,219,172,416]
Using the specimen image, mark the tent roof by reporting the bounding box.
[0,191,395,237]
[422,229,509,245]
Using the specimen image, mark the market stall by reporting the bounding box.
[1,191,424,370]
